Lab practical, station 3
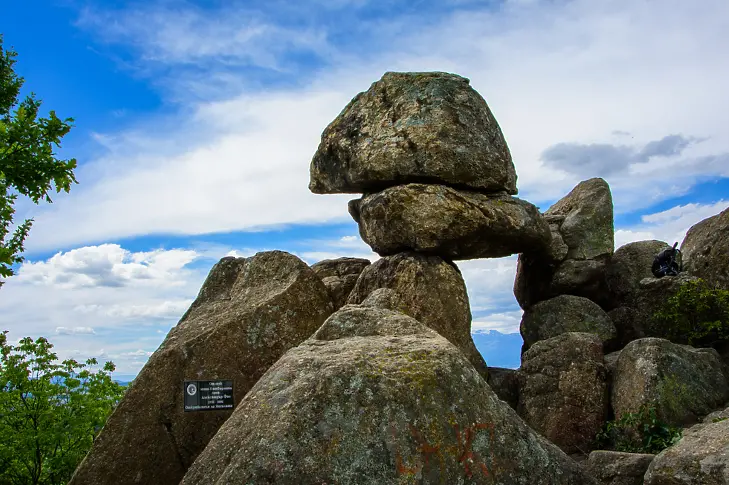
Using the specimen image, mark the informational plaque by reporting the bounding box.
[183,380,234,412]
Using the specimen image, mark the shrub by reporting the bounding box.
[595,404,682,454]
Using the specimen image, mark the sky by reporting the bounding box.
[1,0,728,379]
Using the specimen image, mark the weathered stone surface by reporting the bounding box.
[606,240,671,306]
[607,306,643,351]
[612,338,729,427]
[360,287,409,314]
[520,294,617,354]
[349,183,551,259]
[681,206,729,289]
[545,178,614,261]
[585,450,655,485]
[346,251,489,380]
[518,332,609,454]
[181,306,595,485]
[70,252,334,485]
[551,257,612,309]
[312,257,372,309]
[487,367,520,410]
[631,273,700,340]
[644,417,729,485]
[309,71,517,195]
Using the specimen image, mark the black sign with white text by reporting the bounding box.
[183,380,234,412]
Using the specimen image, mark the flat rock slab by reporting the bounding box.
[181,306,595,485]
[682,206,729,290]
[644,417,729,484]
[69,252,334,485]
[309,71,517,195]
[518,332,609,454]
[346,251,489,380]
[349,183,551,259]
[585,450,655,485]
[612,338,729,427]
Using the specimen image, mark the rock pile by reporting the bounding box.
[70,70,729,485]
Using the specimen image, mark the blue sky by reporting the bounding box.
[1,0,728,379]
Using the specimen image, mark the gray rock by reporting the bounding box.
[606,240,671,306]
[181,306,596,485]
[346,251,489,380]
[644,417,729,484]
[349,184,551,259]
[312,257,372,310]
[360,287,409,314]
[632,273,700,340]
[550,257,612,309]
[309,71,517,195]
[682,206,729,290]
[545,178,614,261]
[69,252,334,485]
[518,332,609,454]
[584,450,655,485]
[487,367,520,410]
[612,338,729,427]
[520,295,617,354]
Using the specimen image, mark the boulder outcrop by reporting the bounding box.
[309,71,517,195]
[70,252,334,485]
[585,450,655,485]
[518,332,609,454]
[346,251,489,380]
[681,206,729,290]
[181,305,595,485]
[349,183,551,259]
[311,257,372,309]
[606,240,671,307]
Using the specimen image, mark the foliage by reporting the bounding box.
[0,331,126,485]
[0,34,77,284]
[595,404,683,454]
[650,278,729,347]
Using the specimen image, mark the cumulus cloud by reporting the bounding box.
[472,310,523,334]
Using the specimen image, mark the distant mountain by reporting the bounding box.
[472,330,522,369]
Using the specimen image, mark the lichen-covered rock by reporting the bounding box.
[631,273,700,340]
[606,240,671,306]
[346,251,489,380]
[69,252,334,485]
[312,257,372,309]
[644,417,729,484]
[360,287,409,314]
[514,178,615,310]
[309,71,517,195]
[181,306,595,485]
[585,450,655,485]
[681,206,729,290]
[520,295,617,354]
[486,367,520,410]
[612,338,729,427]
[545,178,614,261]
[518,332,609,454]
[349,184,551,259]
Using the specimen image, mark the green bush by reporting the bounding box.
[595,404,683,454]
[650,278,729,347]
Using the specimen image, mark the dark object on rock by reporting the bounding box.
[309,71,517,195]
[606,240,671,307]
[651,242,682,278]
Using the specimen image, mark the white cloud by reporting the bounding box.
[55,326,96,335]
[472,310,523,334]
[615,200,729,250]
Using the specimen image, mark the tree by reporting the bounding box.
[0,332,126,485]
[0,34,77,286]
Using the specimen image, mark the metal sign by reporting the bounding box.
[183,380,234,412]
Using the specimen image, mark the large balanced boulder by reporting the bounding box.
[519,294,617,354]
[681,206,729,290]
[518,332,609,454]
[514,178,615,309]
[644,417,729,485]
[611,338,729,427]
[309,71,517,195]
[606,240,671,307]
[181,305,595,485]
[69,252,334,485]
[349,183,551,259]
[585,450,655,485]
[346,251,489,380]
[311,257,372,309]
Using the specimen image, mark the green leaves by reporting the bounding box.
[0,331,127,485]
[595,404,683,454]
[0,34,77,284]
